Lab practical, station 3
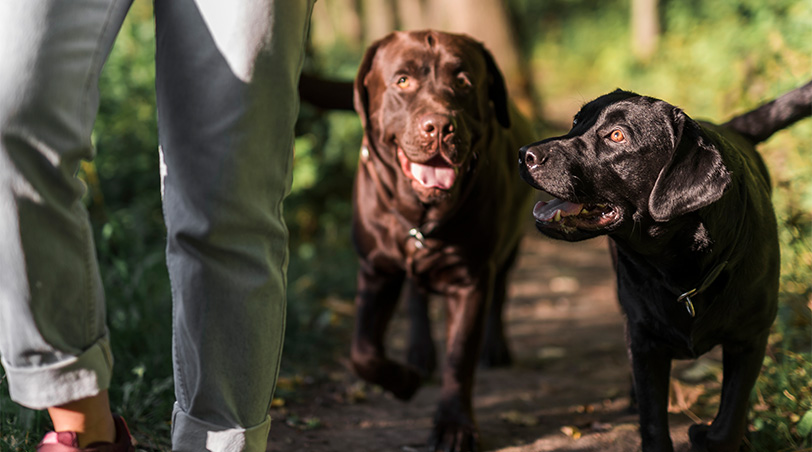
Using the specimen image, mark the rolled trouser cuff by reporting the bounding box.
[171,402,272,452]
[2,334,113,410]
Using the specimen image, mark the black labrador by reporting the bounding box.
[518,81,811,452]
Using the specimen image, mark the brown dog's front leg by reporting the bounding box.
[350,266,422,401]
[628,326,675,452]
[479,249,518,368]
[689,333,769,452]
[430,274,492,452]
[406,280,437,378]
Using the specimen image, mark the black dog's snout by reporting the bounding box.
[520,145,545,169]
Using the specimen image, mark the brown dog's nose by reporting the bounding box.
[420,114,455,138]
[520,145,545,169]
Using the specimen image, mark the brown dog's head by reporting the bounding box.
[354,30,510,204]
[519,90,731,242]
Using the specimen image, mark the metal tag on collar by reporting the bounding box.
[409,228,426,249]
[677,288,697,317]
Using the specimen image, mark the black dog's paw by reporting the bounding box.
[688,424,711,452]
[430,420,479,452]
[688,423,747,452]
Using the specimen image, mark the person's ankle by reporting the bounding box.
[74,413,116,447]
[47,390,117,446]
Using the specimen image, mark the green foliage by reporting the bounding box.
[283,108,362,369]
[751,350,812,451]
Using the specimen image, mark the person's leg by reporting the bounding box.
[0,0,133,447]
[46,390,115,446]
[153,1,313,450]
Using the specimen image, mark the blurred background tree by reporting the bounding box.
[1,1,809,450]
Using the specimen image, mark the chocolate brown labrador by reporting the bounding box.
[519,81,811,452]
[350,30,535,451]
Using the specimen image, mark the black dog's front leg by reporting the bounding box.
[628,325,675,452]
[689,333,769,452]
[351,265,422,401]
[430,271,492,452]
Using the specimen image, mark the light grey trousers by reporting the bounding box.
[0,1,312,450]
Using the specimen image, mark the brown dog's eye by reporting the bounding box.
[610,129,625,142]
[396,76,410,89]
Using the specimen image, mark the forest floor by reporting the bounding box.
[265,231,727,452]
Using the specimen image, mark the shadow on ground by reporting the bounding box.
[267,232,719,452]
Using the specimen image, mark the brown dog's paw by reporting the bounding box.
[429,420,479,452]
[390,365,423,401]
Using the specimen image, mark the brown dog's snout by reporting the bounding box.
[420,113,455,139]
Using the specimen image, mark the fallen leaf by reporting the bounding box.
[499,410,538,426]
[345,381,368,403]
[560,425,582,439]
[285,415,323,430]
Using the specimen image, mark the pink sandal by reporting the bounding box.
[37,415,135,452]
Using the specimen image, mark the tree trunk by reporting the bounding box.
[309,0,540,120]
[631,0,659,61]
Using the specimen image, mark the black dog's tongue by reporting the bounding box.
[533,198,584,222]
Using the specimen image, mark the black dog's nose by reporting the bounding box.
[520,145,545,169]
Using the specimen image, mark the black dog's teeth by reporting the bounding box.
[581,204,608,217]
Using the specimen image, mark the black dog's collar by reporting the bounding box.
[676,172,749,318]
[677,260,728,317]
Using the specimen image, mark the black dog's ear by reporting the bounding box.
[354,36,391,130]
[648,110,731,222]
[477,42,511,128]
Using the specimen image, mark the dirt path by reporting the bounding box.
[267,233,717,452]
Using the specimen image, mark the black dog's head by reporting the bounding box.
[519,90,731,241]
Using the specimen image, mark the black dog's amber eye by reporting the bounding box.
[396,76,410,89]
[610,129,625,142]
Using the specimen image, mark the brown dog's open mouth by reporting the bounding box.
[533,198,618,231]
[398,147,458,190]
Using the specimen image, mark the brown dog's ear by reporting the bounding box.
[648,111,731,222]
[354,35,393,131]
[477,42,511,129]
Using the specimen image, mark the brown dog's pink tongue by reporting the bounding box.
[410,161,456,189]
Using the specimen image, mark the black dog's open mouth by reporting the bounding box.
[533,198,618,231]
[398,147,459,190]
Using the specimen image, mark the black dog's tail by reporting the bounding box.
[723,79,812,144]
